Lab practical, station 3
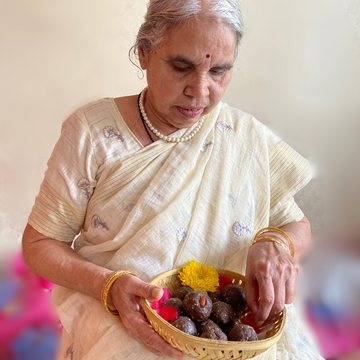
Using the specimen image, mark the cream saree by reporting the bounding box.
[29,98,322,359]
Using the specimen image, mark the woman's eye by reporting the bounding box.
[211,70,225,76]
[173,65,190,72]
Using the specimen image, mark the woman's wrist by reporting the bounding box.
[251,235,291,255]
[251,227,295,257]
[101,270,137,315]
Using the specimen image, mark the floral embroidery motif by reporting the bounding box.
[216,121,234,133]
[232,221,251,237]
[65,343,74,360]
[124,203,134,212]
[103,125,124,142]
[177,227,187,243]
[201,140,214,152]
[91,214,109,230]
[226,193,238,208]
[77,177,91,199]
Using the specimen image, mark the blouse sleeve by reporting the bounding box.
[28,109,98,242]
[268,139,311,228]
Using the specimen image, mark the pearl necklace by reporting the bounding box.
[139,87,205,143]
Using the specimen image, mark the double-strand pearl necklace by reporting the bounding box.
[139,88,205,143]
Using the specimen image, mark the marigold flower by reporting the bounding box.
[178,260,219,292]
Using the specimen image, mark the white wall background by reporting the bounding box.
[1,0,360,261]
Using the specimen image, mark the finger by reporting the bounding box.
[255,268,274,325]
[269,266,286,319]
[124,312,183,360]
[285,265,299,304]
[141,327,183,360]
[135,295,146,317]
[121,275,164,302]
[245,275,260,318]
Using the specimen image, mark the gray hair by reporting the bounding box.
[130,0,244,61]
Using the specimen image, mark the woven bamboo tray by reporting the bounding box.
[141,268,286,360]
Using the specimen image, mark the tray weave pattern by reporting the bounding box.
[141,269,286,360]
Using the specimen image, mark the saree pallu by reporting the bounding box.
[29,99,322,359]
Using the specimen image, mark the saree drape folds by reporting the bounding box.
[29,99,321,359]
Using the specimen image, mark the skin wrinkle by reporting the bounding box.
[246,216,310,323]
[139,17,236,136]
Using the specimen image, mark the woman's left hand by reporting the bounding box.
[245,239,299,326]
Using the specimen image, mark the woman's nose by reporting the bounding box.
[184,73,210,99]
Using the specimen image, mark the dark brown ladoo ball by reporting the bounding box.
[227,323,258,342]
[170,316,197,336]
[223,318,244,336]
[221,284,247,312]
[207,289,221,303]
[196,319,222,335]
[182,291,212,322]
[200,327,228,341]
[172,286,193,300]
[210,301,238,326]
[162,297,183,316]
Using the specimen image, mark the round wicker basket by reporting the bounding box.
[141,268,286,360]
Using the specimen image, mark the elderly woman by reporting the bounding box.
[22,0,323,359]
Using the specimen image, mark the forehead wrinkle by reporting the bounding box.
[212,62,233,70]
[165,55,233,70]
[165,55,196,66]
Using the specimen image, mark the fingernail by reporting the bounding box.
[151,287,163,299]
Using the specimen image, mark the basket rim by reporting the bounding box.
[141,268,286,350]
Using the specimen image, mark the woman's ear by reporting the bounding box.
[138,47,148,70]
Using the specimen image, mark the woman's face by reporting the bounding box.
[139,17,237,132]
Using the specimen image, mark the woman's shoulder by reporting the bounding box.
[61,97,132,144]
[60,97,141,168]
[65,97,121,126]
[218,102,280,150]
[219,102,265,127]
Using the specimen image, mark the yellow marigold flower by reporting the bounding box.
[178,260,219,292]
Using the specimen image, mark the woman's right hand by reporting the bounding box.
[109,274,183,360]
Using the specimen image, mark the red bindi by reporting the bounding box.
[206,54,210,58]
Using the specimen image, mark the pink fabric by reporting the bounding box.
[0,253,60,359]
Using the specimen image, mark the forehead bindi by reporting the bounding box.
[206,54,210,58]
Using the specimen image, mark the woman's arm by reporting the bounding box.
[245,216,311,325]
[22,223,111,299]
[22,223,183,360]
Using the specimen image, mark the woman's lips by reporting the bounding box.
[176,106,203,118]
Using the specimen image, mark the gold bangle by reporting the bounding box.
[101,270,136,315]
[250,236,291,255]
[253,227,295,257]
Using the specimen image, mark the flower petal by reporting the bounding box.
[161,288,172,302]
[150,288,172,309]
[218,275,233,292]
[154,306,178,321]
[241,314,260,333]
